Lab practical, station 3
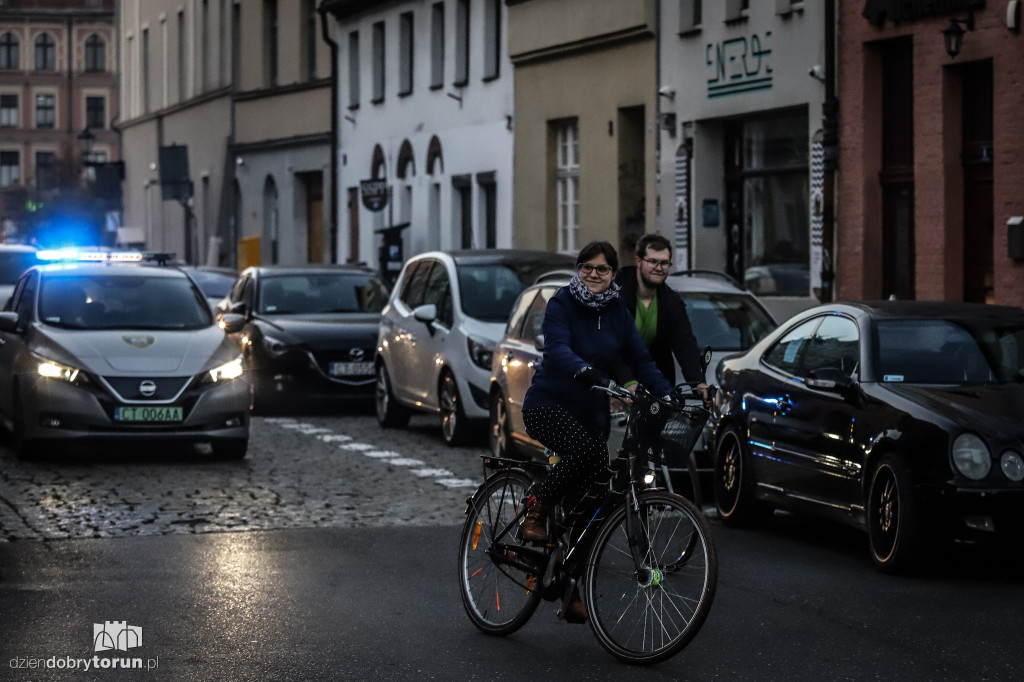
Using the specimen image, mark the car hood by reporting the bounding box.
[883,383,1024,435]
[36,326,238,375]
[256,313,380,349]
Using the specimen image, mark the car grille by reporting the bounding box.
[101,376,192,402]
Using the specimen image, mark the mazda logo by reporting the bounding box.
[139,380,157,397]
[348,348,366,361]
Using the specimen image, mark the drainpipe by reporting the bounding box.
[319,6,339,264]
[820,0,838,302]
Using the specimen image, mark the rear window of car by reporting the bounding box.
[259,273,389,315]
[679,292,776,351]
[39,274,211,330]
[457,262,568,322]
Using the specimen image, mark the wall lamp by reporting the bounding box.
[942,10,974,58]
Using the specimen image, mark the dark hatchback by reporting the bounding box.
[217,265,389,412]
[713,300,1024,570]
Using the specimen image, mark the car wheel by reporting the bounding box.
[713,424,770,526]
[375,363,410,428]
[212,438,248,460]
[488,392,519,459]
[439,371,471,446]
[867,454,923,572]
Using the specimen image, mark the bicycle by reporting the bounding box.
[458,382,719,665]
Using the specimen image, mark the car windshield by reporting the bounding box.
[39,274,212,330]
[875,319,1024,384]
[0,251,40,284]
[458,262,567,321]
[258,273,389,315]
[679,292,777,351]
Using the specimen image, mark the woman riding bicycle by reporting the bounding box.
[520,241,674,617]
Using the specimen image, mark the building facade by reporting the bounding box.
[658,0,827,320]
[323,0,513,274]
[838,0,1024,306]
[508,0,658,258]
[118,0,333,267]
[0,0,118,245]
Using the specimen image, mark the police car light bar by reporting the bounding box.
[36,249,144,262]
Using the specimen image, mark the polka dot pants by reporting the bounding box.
[522,405,608,505]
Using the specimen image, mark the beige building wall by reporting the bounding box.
[509,0,657,255]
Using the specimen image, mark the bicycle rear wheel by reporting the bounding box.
[583,491,718,665]
[458,470,543,635]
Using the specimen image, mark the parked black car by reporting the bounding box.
[217,265,389,412]
[713,300,1024,571]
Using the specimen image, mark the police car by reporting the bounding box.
[0,250,250,458]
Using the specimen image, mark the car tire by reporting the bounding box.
[713,424,770,526]
[212,438,248,460]
[488,392,519,459]
[375,363,410,428]
[439,370,471,446]
[867,454,924,572]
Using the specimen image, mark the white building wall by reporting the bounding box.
[328,0,514,267]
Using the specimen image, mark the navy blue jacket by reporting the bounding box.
[523,286,673,436]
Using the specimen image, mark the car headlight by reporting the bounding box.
[262,335,290,358]
[1000,451,1024,482]
[952,433,991,480]
[467,335,495,370]
[34,354,80,383]
[207,356,244,382]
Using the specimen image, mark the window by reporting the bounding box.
[0,150,20,188]
[175,14,184,102]
[35,151,55,191]
[679,0,702,33]
[86,96,105,130]
[726,0,749,21]
[555,119,580,253]
[347,31,360,108]
[35,33,56,71]
[430,3,444,88]
[264,0,278,87]
[144,26,152,111]
[0,32,18,70]
[85,34,104,72]
[304,0,317,80]
[422,261,453,327]
[371,21,385,103]
[399,12,413,96]
[483,0,500,80]
[803,316,859,378]
[35,93,55,129]
[220,0,229,86]
[454,0,469,85]
[399,260,434,308]
[202,0,210,91]
[0,94,18,127]
[763,318,819,376]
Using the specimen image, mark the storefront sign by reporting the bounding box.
[862,0,984,28]
[360,179,389,212]
[705,33,772,99]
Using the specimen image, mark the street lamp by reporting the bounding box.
[942,11,975,58]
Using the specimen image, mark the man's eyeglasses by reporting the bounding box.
[579,263,614,276]
[640,257,672,270]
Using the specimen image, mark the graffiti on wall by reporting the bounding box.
[705,33,772,99]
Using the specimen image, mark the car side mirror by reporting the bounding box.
[229,300,249,317]
[534,333,545,351]
[805,367,854,393]
[219,313,245,334]
[0,311,19,333]
[413,303,437,324]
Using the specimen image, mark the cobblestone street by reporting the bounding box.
[0,412,489,541]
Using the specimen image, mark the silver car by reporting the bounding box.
[0,259,250,458]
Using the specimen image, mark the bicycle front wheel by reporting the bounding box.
[458,470,543,635]
[583,491,718,665]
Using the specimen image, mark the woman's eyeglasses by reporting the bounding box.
[579,264,614,276]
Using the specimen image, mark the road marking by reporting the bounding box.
[412,468,453,478]
[364,450,401,459]
[339,442,375,451]
[437,478,478,488]
[388,458,426,467]
[318,434,353,443]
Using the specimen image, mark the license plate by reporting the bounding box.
[114,406,184,422]
[329,361,374,376]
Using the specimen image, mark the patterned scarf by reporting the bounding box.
[568,275,621,310]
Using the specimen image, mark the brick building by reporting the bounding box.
[837,0,1024,305]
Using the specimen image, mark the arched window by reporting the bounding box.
[0,32,19,70]
[396,139,415,179]
[426,135,443,175]
[370,144,386,180]
[35,33,56,71]
[85,34,105,72]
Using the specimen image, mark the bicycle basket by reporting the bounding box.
[631,401,711,467]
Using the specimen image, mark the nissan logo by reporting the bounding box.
[348,348,366,361]
[139,380,157,397]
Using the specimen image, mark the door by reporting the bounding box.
[305,172,324,263]
[413,260,453,410]
[0,271,34,419]
[385,260,433,406]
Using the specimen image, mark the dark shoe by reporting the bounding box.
[564,595,588,623]
[519,497,549,543]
